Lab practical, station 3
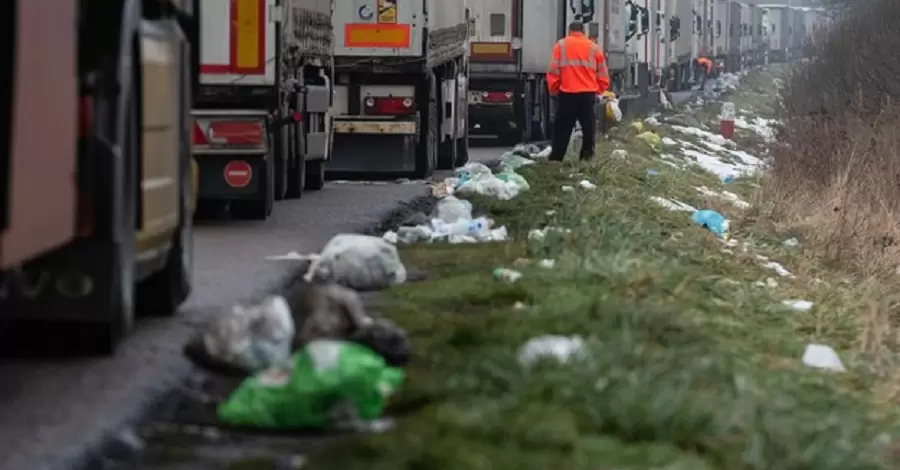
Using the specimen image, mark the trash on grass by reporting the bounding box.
[193,295,295,374]
[499,151,535,172]
[762,261,793,278]
[302,234,407,291]
[432,196,474,223]
[610,149,628,159]
[493,268,522,283]
[652,197,697,212]
[528,227,572,240]
[578,180,597,190]
[518,335,586,366]
[801,343,845,372]
[218,340,405,430]
[782,237,799,247]
[636,131,661,148]
[561,185,574,192]
[538,259,555,268]
[691,210,730,240]
[495,171,530,191]
[782,299,813,311]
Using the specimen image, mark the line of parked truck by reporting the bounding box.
[1,0,831,354]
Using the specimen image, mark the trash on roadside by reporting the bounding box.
[636,131,662,148]
[782,237,799,247]
[518,335,586,367]
[453,166,524,200]
[499,151,535,172]
[662,137,677,146]
[652,197,697,212]
[513,258,533,268]
[753,277,779,288]
[610,149,628,159]
[302,234,406,291]
[782,299,813,311]
[495,171,530,191]
[578,180,597,190]
[534,146,552,159]
[646,169,660,177]
[605,96,623,123]
[430,216,508,244]
[528,226,572,241]
[493,268,522,283]
[561,185,574,192]
[217,340,405,430]
[538,259,555,268]
[382,231,398,244]
[186,295,295,375]
[801,343,845,372]
[629,121,644,133]
[762,261,794,278]
[691,209,730,240]
[432,195,474,223]
[722,174,735,184]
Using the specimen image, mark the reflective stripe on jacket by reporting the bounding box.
[546,32,610,95]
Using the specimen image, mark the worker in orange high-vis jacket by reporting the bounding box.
[696,56,713,90]
[546,21,610,161]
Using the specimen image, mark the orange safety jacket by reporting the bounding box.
[697,57,713,73]
[546,32,610,95]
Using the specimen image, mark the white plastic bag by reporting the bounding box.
[201,295,295,373]
[608,98,623,122]
[432,196,473,223]
[304,234,407,291]
[455,173,521,200]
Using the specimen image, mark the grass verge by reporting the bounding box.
[305,70,900,469]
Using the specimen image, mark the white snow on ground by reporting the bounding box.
[651,197,697,212]
[682,148,755,179]
[734,115,777,141]
[695,186,749,208]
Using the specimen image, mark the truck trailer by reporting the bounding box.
[1,0,199,354]
[326,0,469,177]
[193,0,333,220]
[759,5,788,62]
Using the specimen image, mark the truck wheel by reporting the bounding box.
[285,124,306,198]
[304,159,326,190]
[414,73,437,178]
[273,127,289,200]
[232,157,274,220]
[136,132,193,315]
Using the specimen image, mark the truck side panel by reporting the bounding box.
[1,0,77,269]
[198,0,277,86]
[520,0,559,74]
[468,0,516,66]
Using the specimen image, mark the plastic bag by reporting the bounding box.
[606,99,623,122]
[432,195,473,223]
[197,295,295,374]
[455,173,521,200]
[495,172,530,190]
[499,152,535,172]
[218,340,405,429]
[691,209,730,240]
[636,131,661,148]
[304,234,407,291]
[518,335,587,366]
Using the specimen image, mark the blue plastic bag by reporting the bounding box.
[691,210,729,240]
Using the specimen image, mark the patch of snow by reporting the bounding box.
[651,197,697,212]
[695,186,749,208]
[782,299,814,311]
[763,261,793,278]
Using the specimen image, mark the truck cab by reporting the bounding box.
[0,0,199,354]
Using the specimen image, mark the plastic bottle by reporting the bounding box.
[493,268,522,283]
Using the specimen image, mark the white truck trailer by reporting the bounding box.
[759,4,788,62]
[326,0,469,177]
[192,0,333,220]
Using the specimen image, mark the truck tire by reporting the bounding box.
[91,80,139,355]
[232,156,274,220]
[414,73,438,178]
[136,123,193,315]
[273,127,289,200]
[284,124,305,198]
[304,159,326,190]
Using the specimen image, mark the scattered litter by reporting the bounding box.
[455,170,523,200]
[610,149,628,159]
[499,151,535,172]
[782,299,813,311]
[661,137,677,146]
[578,180,597,190]
[190,296,295,374]
[302,234,406,291]
[561,185,574,192]
[518,335,586,367]
[651,197,697,212]
[695,186,749,208]
[762,261,793,278]
[644,116,660,126]
[493,268,522,283]
[782,237,799,247]
[801,343,845,372]
[432,196,473,223]
[629,121,644,133]
[722,174,735,183]
[495,171,530,191]
[217,340,405,429]
[538,259,555,268]
[691,210,730,240]
[528,227,572,240]
[535,146,552,158]
[636,131,661,148]
[513,301,528,310]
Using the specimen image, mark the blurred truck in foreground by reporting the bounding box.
[0,0,199,354]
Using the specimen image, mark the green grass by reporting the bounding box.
[303,68,900,469]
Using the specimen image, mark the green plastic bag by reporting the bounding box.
[499,152,534,171]
[217,340,405,429]
[495,172,530,190]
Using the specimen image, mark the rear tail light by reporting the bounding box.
[192,119,266,149]
[481,91,514,103]
[363,97,414,115]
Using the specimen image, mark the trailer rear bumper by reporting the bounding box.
[326,117,419,174]
[195,152,268,201]
[469,103,516,135]
[1,239,122,322]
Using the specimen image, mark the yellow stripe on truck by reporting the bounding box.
[234,0,261,71]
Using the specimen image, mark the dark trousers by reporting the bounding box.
[549,92,596,161]
[698,68,710,90]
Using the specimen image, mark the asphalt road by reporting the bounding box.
[0,145,506,470]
